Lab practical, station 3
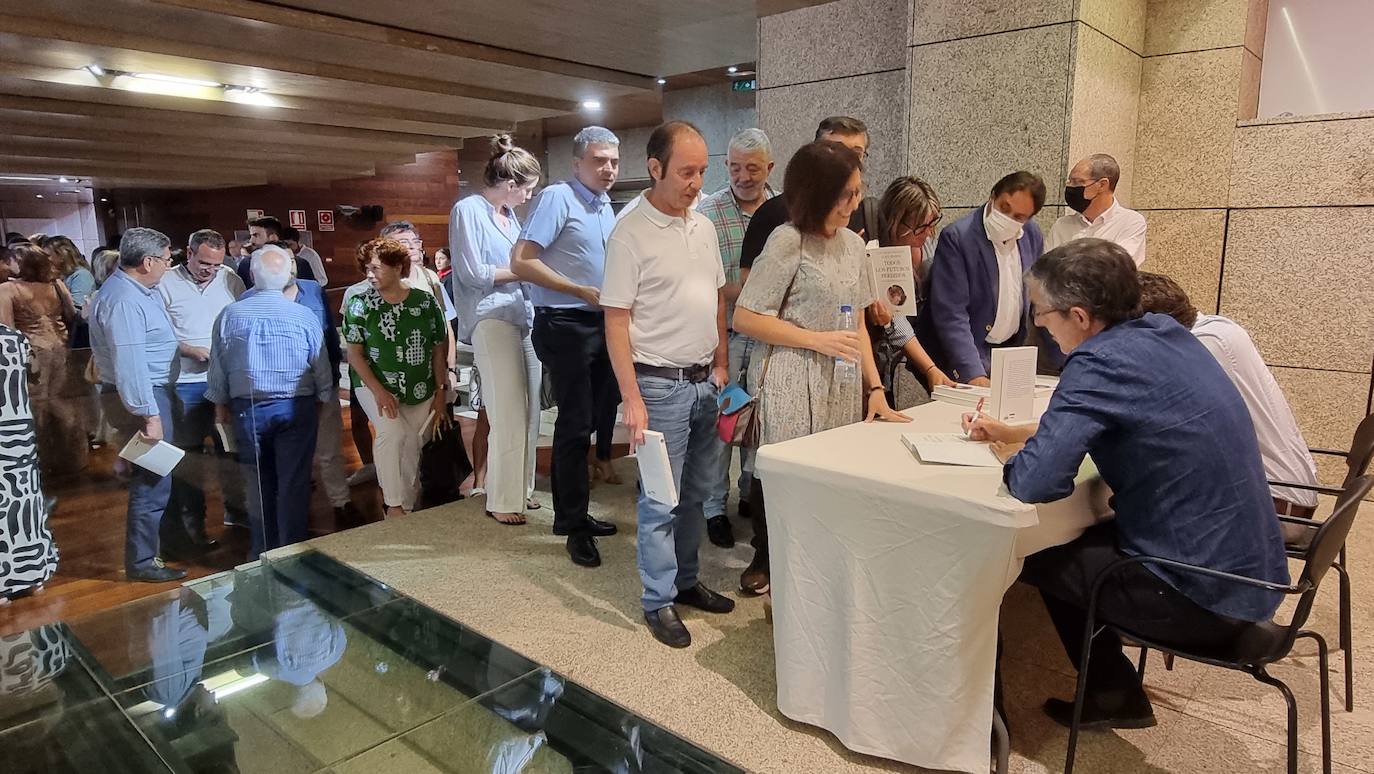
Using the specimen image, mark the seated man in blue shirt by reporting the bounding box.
[968,238,1288,729]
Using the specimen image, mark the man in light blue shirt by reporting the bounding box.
[89,227,185,583]
[511,126,623,568]
[208,245,332,561]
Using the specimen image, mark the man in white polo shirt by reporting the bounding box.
[602,121,736,648]
[157,228,247,550]
[1048,154,1148,266]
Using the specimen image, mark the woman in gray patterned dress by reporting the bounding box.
[0,321,58,603]
[733,140,910,594]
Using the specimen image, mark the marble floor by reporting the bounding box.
[291,460,1373,774]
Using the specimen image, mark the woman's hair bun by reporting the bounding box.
[489,133,514,157]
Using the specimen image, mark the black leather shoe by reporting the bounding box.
[1043,697,1156,730]
[706,515,735,548]
[644,605,691,648]
[737,500,752,521]
[566,534,601,567]
[127,559,188,583]
[739,554,770,596]
[585,517,618,537]
[675,583,735,614]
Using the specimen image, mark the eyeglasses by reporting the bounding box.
[149,254,173,266]
[896,213,942,240]
[1066,177,1105,187]
[1031,306,1064,322]
[395,238,423,249]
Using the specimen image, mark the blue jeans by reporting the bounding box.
[230,396,319,560]
[636,374,722,612]
[101,385,175,572]
[166,382,246,541]
[705,331,754,517]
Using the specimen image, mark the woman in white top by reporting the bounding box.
[449,135,543,524]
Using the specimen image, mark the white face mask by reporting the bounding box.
[983,203,1024,244]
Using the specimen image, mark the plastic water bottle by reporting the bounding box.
[834,304,858,387]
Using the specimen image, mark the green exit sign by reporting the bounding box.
[731,79,757,92]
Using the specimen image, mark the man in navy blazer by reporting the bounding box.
[916,172,1047,384]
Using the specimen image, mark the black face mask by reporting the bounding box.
[1064,185,1092,214]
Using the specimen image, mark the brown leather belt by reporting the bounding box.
[634,362,711,383]
[1274,497,1317,520]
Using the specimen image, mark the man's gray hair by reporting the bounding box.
[1027,238,1140,326]
[1085,153,1121,191]
[379,220,417,238]
[572,126,619,158]
[118,227,171,269]
[251,244,294,291]
[188,228,225,255]
[728,128,772,158]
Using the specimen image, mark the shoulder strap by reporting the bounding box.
[756,243,804,392]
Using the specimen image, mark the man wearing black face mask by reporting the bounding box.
[1046,154,1147,266]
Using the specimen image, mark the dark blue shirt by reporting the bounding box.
[1006,313,1288,622]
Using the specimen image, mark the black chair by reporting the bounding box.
[1064,474,1374,774]
[1268,411,1374,712]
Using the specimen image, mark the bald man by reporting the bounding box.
[1047,153,1147,265]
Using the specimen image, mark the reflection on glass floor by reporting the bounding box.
[0,551,744,774]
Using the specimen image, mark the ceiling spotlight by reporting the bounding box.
[581,100,602,110]
[100,197,109,202]
[84,63,105,77]
[128,72,222,88]
[35,194,43,199]
[656,78,667,85]
[727,66,738,74]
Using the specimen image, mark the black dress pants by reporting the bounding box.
[1021,522,1255,711]
[531,307,619,535]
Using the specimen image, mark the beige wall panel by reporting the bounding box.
[910,0,1072,46]
[1270,366,1371,485]
[1143,0,1252,56]
[1133,48,1243,209]
[1230,116,1374,208]
[1067,24,1143,206]
[759,0,908,88]
[1140,209,1227,312]
[1079,0,1147,54]
[909,25,1072,208]
[1221,207,1374,372]
[759,69,908,190]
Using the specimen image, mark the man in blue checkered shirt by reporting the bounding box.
[694,128,779,549]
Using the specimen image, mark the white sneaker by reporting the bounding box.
[347,464,376,486]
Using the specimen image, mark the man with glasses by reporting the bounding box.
[1047,154,1147,266]
[90,227,186,582]
[695,128,779,548]
[158,229,248,551]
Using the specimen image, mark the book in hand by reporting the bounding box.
[119,434,186,477]
[866,246,917,316]
[900,432,1003,468]
[635,430,679,507]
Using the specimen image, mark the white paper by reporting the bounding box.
[635,430,679,507]
[215,422,237,455]
[866,246,917,316]
[119,435,186,477]
[989,346,1037,424]
[900,432,1003,468]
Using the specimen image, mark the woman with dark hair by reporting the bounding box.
[732,140,910,594]
[43,236,95,313]
[434,247,452,285]
[869,176,955,407]
[343,237,448,519]
[0,243,86,474]
[449,134,543,524]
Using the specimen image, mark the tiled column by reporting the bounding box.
[663,83,758,194]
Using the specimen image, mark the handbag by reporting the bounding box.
[716,256,801,449]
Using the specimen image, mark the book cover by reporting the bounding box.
[866,246,916,316]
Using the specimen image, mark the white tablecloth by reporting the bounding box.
[755,401,1111,774]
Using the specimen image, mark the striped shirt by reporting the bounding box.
[206,289,332,404]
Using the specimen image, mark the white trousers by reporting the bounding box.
[471,319,542,514]
[315,386,350,508]
[355,384,430,511]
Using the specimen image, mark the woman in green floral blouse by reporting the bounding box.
[344,237,448,518]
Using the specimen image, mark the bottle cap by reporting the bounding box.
[840,304,853,313]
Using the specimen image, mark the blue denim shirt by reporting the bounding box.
[89,269,179,417]
[206,290,332,404]
[517,179,614,310]
[1005,313,1289,622]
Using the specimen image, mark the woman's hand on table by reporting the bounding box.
[865,389,911,424]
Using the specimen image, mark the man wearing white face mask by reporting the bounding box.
[916,171,1046,385]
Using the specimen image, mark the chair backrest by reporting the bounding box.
[1299,474,1374,590]
[1340,412,1374,487]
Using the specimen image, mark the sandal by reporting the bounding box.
[525,498,542,510]
[486,510,526,526]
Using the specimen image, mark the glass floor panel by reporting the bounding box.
[0,552,743,773]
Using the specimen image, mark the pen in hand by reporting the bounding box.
[964,397,985,439]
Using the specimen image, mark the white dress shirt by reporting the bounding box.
[1192,314,1318,507]
[157,265,244,383]
[1047,198,1148,266]
[984,206,1023,345]
[297,245,328,286]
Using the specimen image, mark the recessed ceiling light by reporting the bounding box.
[84,64,105,77]
[128,72,222,88]
[727,66,738,74]
[581,100,602,110]
[100,197,109,202]
[656,78,667,85]
[0,175,50,182]
[35,194,43,199]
